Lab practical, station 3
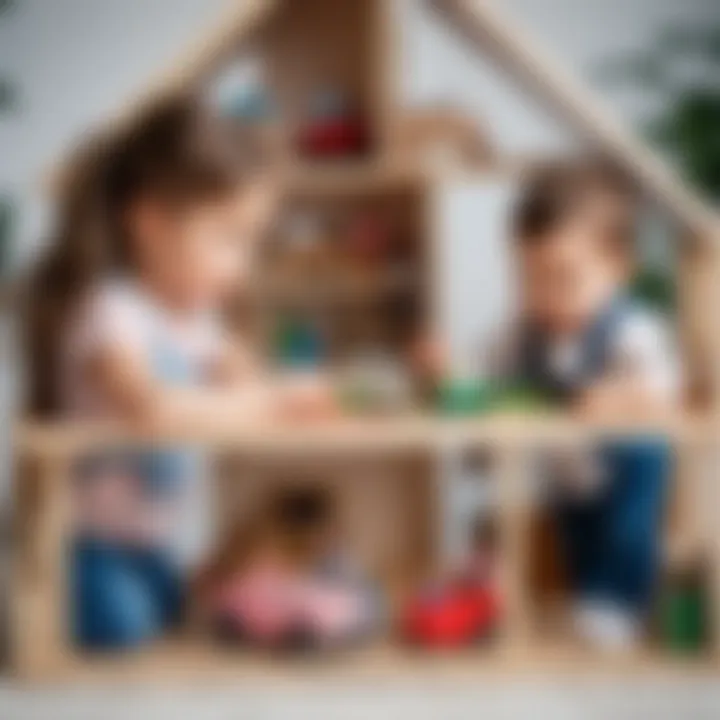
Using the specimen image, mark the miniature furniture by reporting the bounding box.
[13,0,720,682]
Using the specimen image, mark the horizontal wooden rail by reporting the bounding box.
[14,413,714,459]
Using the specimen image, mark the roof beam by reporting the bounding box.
[429,0,719,238]
[116,0,281,124]
[48,0,281,193]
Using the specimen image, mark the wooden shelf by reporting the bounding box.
[23,637,716,684]
[15,412,711,459]
[279,160,425,197]
[251,267,417,305]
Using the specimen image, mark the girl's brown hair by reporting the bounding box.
[24,94,266,417]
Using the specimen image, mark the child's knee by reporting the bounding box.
[134,549,185,627]
[73,543,163,650]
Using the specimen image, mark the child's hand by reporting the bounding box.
[276,373,340,421]
[574,383,620,421]
[409,334,448,381]
[574,381,672,422]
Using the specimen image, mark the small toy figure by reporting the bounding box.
[198,485,383,653]
[344,212,394,266]
[401,516,501,648]
[658,559,709,655]
[336,350,414,415]
[274,314,326,369]
[224,87,276,122]
[298,88,369,159]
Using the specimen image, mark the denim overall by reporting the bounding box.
[72,333,201,649]
[518,298,671,614]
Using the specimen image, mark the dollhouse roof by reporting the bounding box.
[59,0,719,240]
[430,0,717,239]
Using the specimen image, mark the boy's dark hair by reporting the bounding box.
[511,158,639,252]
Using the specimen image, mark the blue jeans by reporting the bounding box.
[556,442,671,615]
[72,539,184,651]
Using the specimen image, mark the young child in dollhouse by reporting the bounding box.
[24,96,333,651]
[496,160,681,650]
[196,483,383,652]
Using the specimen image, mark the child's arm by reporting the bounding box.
[91,343,335,433]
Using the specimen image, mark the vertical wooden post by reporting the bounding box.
[13,450,72,679]
[711,238,720,661]
[368,0,399,156]
[496,440,532,656]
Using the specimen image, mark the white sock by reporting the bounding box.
[573,600,641,652]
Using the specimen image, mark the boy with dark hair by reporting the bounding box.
[505,159,680,649]
[421,158,681,649]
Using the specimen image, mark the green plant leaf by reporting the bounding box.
[0,0,15,18]
[0,76,18,113]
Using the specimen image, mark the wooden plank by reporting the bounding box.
[14,414,711,460]
[12,453,72,679]
[368,0,401,154]
[428,0,719,240]
[23,638,718,684]
[496,443,532,654]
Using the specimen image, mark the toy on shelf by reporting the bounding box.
[336,350,414,416]
[401,515,501,649]
[437,378,493,416]
[343,211,394,267]
[298,88,370,159]
[280,211,334,270]
[203,485,384,653]
[223,87,277,123]
[274,314,327,369]
[488,382,554,414]
[658,559,709,655]
[437,375,554,417]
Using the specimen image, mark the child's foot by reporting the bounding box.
[572,601,640,653]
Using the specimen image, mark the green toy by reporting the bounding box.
[437,378,553,417]
[437,378,492,416]
[658,563,709,654]
[488,382,554,413]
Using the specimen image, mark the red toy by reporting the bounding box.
[401,580,500,648]
[298,89,369,159]
[401,514,502,648]
[299,117,368,158]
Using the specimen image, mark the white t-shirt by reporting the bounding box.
[61,278,224,562]
[61,278,223,418]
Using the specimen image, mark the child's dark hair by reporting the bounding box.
[24,94,267,416]
[511,157,639,253]
[271,485,334,532]
[197,483,335,591]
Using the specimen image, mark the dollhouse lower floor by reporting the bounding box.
[11,414,720,683]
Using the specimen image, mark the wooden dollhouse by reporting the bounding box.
[12,0,720,681]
